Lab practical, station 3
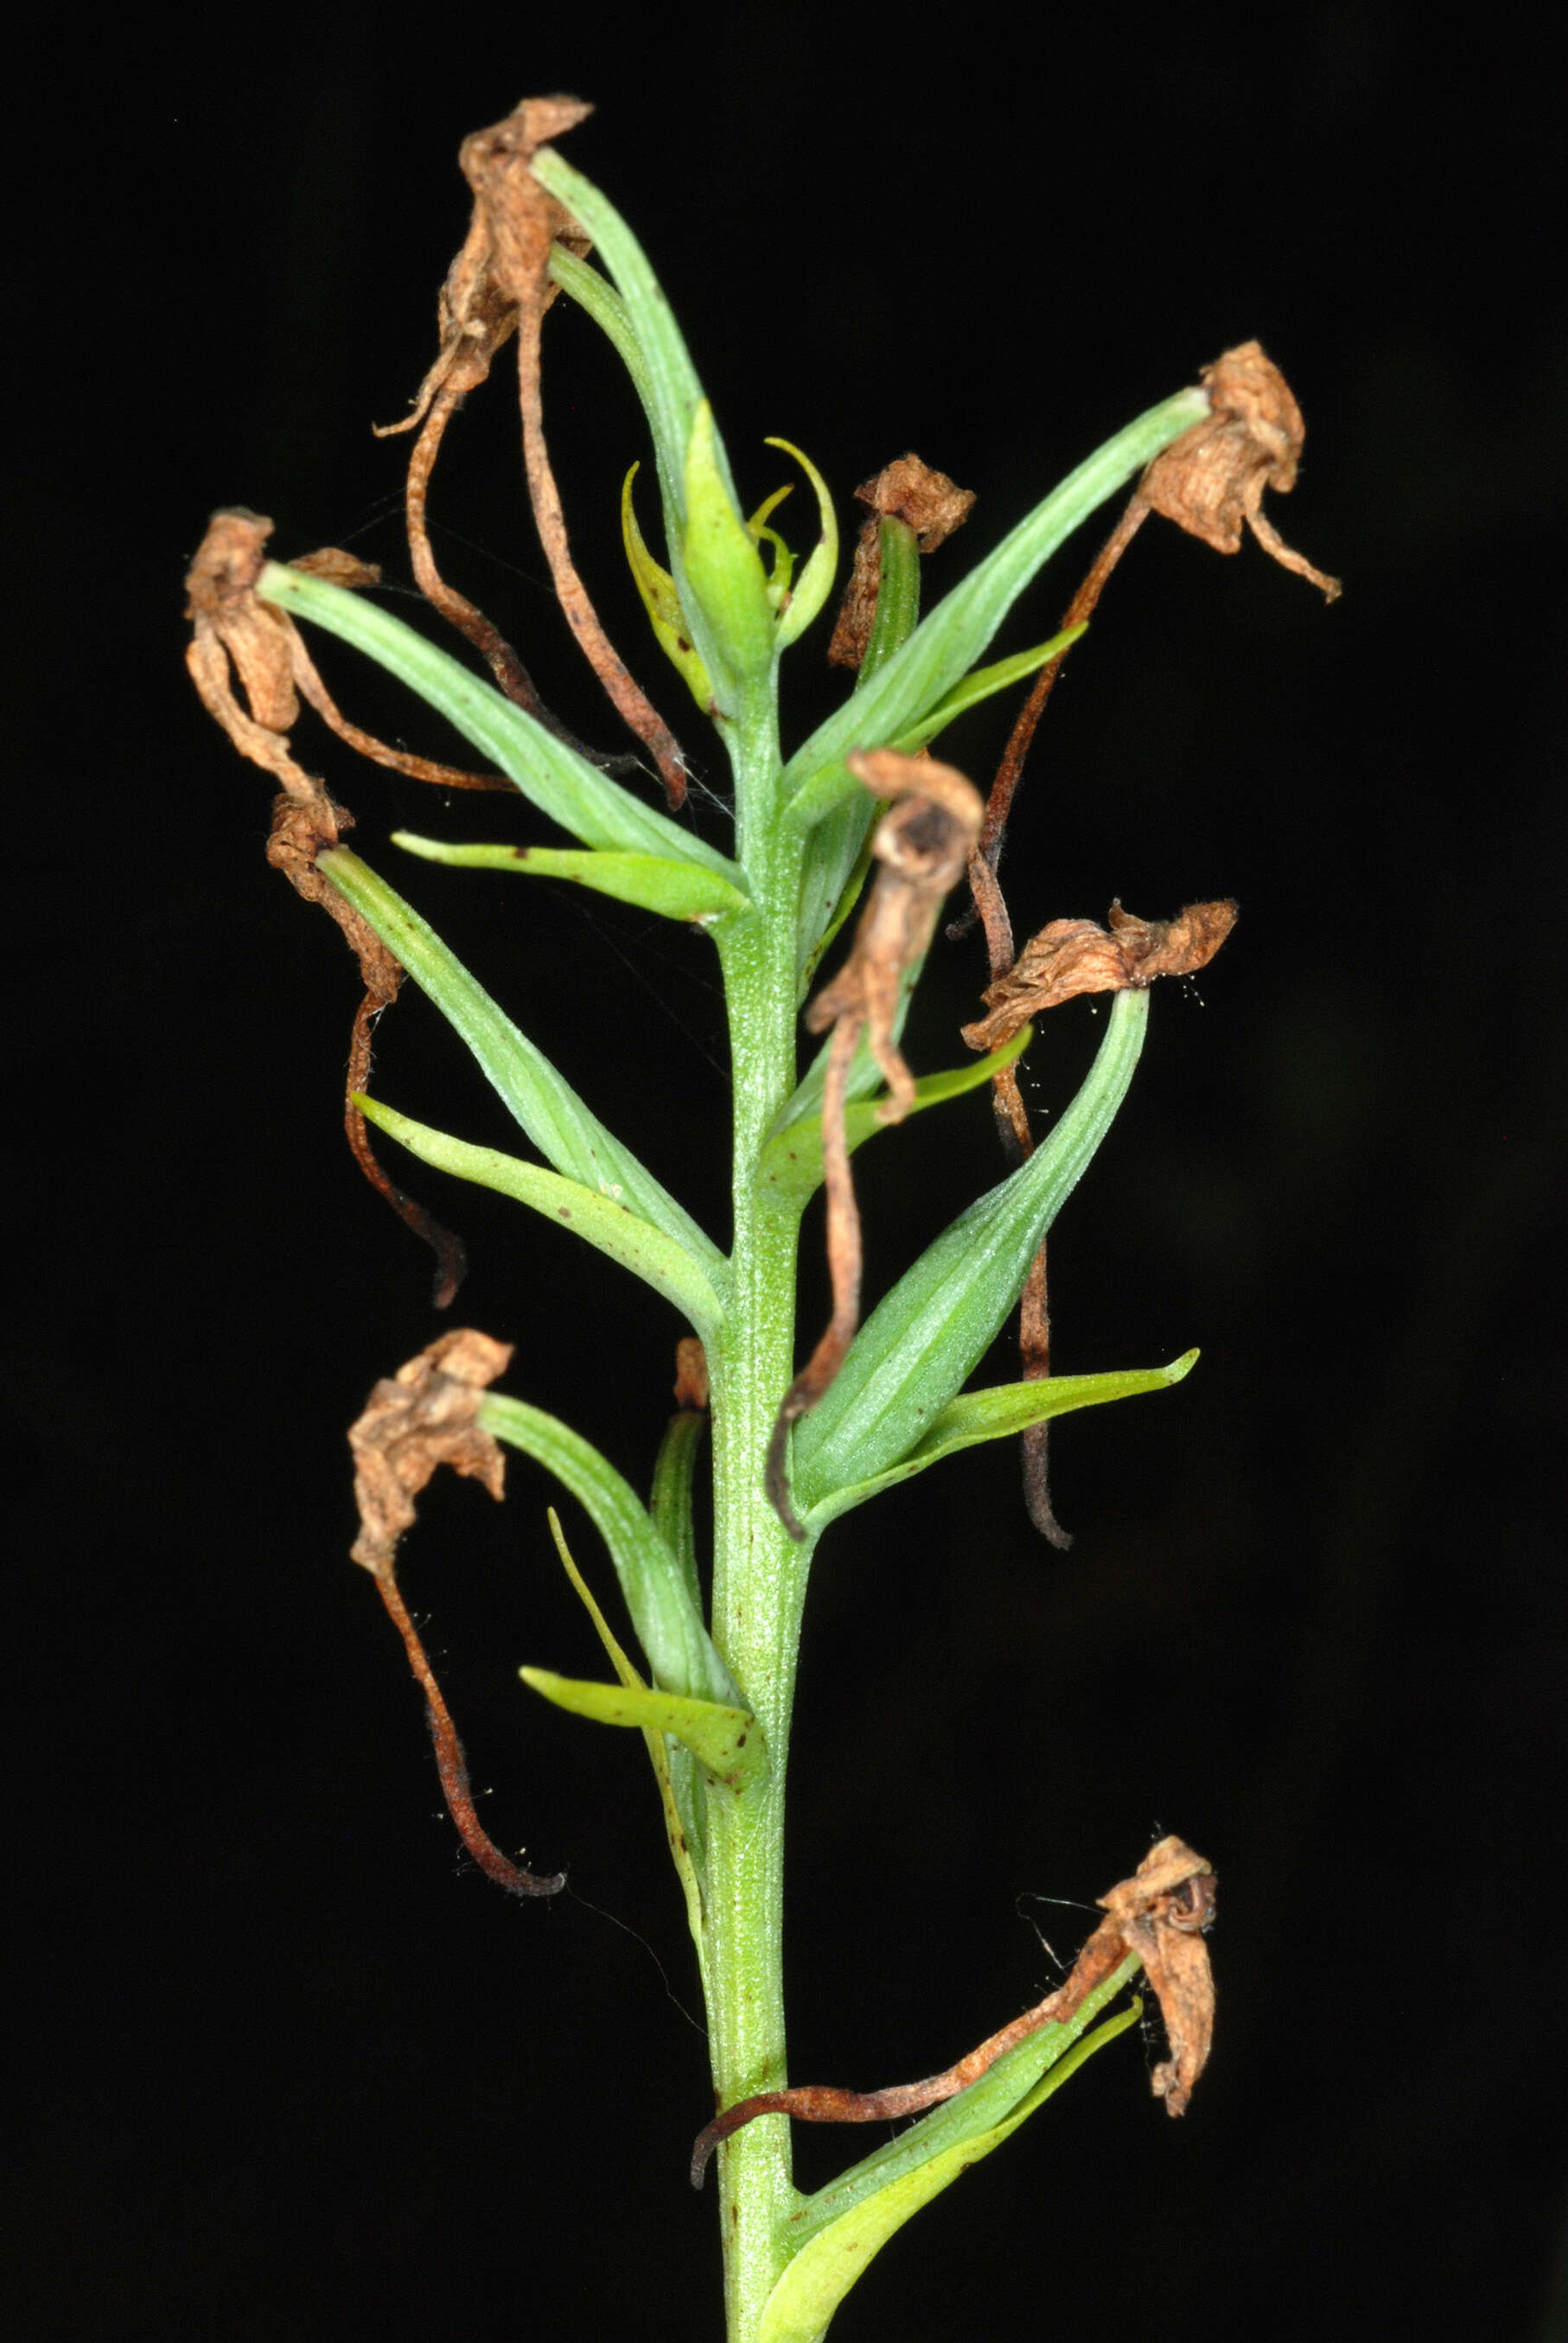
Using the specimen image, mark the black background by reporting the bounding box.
[15,6,1566,2337]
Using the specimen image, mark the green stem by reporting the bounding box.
[701,750,814,2340]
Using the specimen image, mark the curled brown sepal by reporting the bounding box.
[1140,342,1342,602]
[184,508,513,794]
[268,795,468,1309]
[372,101,629,769]
[961,897,1239,1053]
[348,1331,565,1899]
[379,97,689,808]
[828,454,975,671]
[764,750,984,1539]
[689,1835,1214,2186]
[185,510,468,1304]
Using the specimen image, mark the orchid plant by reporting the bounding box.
[186,94,1335,2342]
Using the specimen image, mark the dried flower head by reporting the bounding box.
[691,1834,1215,2182]
[828,454,975,670]
[347,1331,564,1899]
[962,897,1239,1052]
[1139,341,1341,600]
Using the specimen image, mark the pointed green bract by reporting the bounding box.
[792,989,1149,1507]
[520,1669,768,1793]
[787,1956,1141,2245]
[885,619,1088,757]
[542,1508,707,1957]
[766,438,838,650]
[858,514,922,683]
[531,149,757,713]
[756,1979,1142,2343]
[319,850,725,1279]
[651,1408,706,1616]
[804,1351,1199,1529]
[480,1393,738,1707]
[354,1095,725,1341]
[791,513,923,974]
[682,399,775,690]
[621,462,715,707]
[255,562,734,873]
[391,832,750,923]
[547,244,655,416]
[530,148,711,528]
[756,1031,1032,1207]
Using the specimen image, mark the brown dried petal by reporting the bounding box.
[185,509,508,798]
[1106,896,1239,981]
[825,522,884,671]
[808,750,985,1114]
[1140,341,1340,600]
[1100,1836,1218,2117]
[290,547,384,590]
[378,97,594,439]
[961,898,1238,1050]
[828,456,975,670]
[348,1330,513,1578]
[855,453,976,550]
[184,509,304,755]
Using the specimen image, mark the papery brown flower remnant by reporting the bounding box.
[948,345,1327,1542]
[1139,342,1342,600]
[348,1331,565,1898]
[828,455,976,671]
[961,897,1239,1053]
[184,509,513,799]
[379,96,689,806]
[691,1835,1214,2184]
[959,338,1335,941]
[183,509,471,1304]
[766,750,984,1539]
